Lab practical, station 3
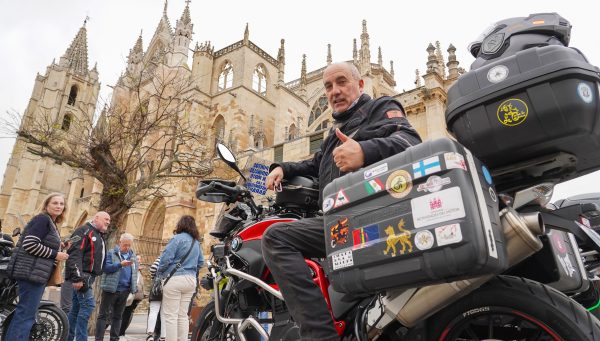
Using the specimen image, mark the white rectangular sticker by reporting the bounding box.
[364,163,388,179]
[331,250,354,270]
[435,223,463,246]
[411,187,466,228]
[444,152,467,171]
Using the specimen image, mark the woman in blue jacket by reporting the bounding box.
[157,215,204,341]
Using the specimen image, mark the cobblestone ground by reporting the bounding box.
[90,313,150,341]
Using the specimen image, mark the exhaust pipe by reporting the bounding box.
[368,208,544,333]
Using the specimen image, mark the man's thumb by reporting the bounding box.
[335,128,349,143]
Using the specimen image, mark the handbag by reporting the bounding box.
[47,261,64,286]
[149,241,195,301]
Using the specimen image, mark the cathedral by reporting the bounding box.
[0,1,463,266]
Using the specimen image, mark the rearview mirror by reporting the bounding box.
[216,143,246,182]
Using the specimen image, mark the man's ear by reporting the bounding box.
[358,79,365,92]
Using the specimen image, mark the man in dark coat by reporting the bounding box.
[65,211,110,341]
[263,62,422,340]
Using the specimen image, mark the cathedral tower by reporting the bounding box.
[0,20,100,228]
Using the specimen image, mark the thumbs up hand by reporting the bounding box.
[332,128,364,173]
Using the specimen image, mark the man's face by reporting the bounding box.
[323,64,364,113]
[119,239,132,253]
[94,213,111,233]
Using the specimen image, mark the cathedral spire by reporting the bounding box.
[327,44,332,65]
[378,46,383,66]
[299,54,307,100]
[435,41,446,78]
[426,43,439,74]
[390,60,395,77]
[446,43,460,80]
[415,69,422,87]
[277,39,285,84]
[352,38,358,65]
[127,31,144,74]
[59,18,90,76]
[180,0,191,25]
[243,23,249,45]
[359,20,371,74]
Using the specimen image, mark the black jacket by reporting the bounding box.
[8,214,61,284]
[272,94,422,203]
[65,222,106,286]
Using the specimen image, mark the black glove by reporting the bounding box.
[79,273,91,293]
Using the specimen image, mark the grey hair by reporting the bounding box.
[120,232,134,242]
[327,62,361,81]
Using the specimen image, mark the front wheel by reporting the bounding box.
[2,303,69,341]
[191,301,236,341]
[427,276,600,341]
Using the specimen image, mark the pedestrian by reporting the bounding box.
[119,255,145,338]
[65,211,110,341]
[157,215,204,341]
[95,232,139,341]
[147,255,166,341]
[5,193,70,341]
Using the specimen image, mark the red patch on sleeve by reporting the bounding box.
[386,110,405,118]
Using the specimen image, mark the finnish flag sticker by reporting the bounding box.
[412,156,441,179]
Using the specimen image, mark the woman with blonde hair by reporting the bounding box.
[6,192,70,341]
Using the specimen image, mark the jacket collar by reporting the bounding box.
[331,93,371,122]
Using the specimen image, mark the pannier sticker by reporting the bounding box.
[417,175,451,193]
[412,156,441,179]
[577,83,593,104]
[334,189,350,208]
[329,217,350,248]
[435,223,463,246]
[551,232,567,254]
[411,187,466,228]
[386,170,413,199]
[322,197,335,212]
[383,219,413,256]
[352,224,380,249]
[444,152,467,171]
[487,65,509,83]
[364,163,388,180]
[481,166,492,185]
[414,230,435,251]
[331,249,354,271]
[497,98,528,126]
[558,253,577,277]
[364,178,384,195]
[488,187,497,202]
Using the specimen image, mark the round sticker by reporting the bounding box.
[482,166,492,185]
[92,237,97,242]
[487,65,509,83]
[577,83,593,104]
[489,187,497,202]
[414,230,435,250]
[497,98,528,127]
[386,170,413,199]
[322,197,335,212]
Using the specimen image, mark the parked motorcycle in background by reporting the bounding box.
[0,228,69,341]
[192,13,600,341]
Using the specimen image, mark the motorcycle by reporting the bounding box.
[192,13,600,341]
[0,228,69,341]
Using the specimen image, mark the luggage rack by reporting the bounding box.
[491,152,577,194]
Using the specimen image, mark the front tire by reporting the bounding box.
[191,301,236,341]
[427,276,600,341]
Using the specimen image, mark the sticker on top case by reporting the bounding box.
[435,223,463,246]
[334,189,350,208]
[417,175,451,193]
[412,156,441,179]
[414,230,435,250]
[411,187,466,228]
[331,250,354,270]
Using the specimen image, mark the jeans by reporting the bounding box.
[95,290,129,341]
[4,279,47,341]
[67,280,96,341]
[262,216,339,341]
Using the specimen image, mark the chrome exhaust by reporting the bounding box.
[369,208,545,333]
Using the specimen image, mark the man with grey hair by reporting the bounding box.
[264,62,422,340]
[94,232,139,341]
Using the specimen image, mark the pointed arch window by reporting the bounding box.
[218,62,233,91]
[67,85,78,106]
[252,65,267,96]
[288,123,298,141]
[309,95,329,126]
[212,115,226,144]
[61,113,73,131]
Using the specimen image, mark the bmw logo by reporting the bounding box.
[230,237,242,251]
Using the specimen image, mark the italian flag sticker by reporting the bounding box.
[364,178,384,195]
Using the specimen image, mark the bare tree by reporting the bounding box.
[3,63,213,238]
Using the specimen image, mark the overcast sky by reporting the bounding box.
[0,0,598,201]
